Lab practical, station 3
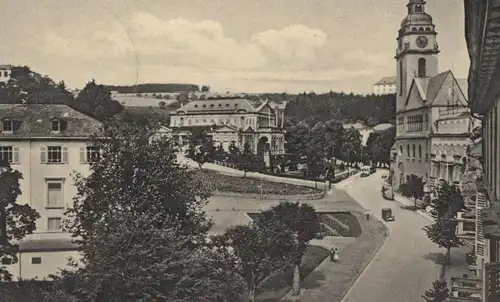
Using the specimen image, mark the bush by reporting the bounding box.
[339,162,345,170]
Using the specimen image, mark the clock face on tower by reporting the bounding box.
[416,36,428,48]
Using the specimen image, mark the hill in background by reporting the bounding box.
[104,83,200,94]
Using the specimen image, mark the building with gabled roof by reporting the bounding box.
[390,0,475,191]
[168,97,286,167]
[373,76,397,95]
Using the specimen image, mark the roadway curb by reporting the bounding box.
[339,218,390,302]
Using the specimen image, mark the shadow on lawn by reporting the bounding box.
[255,245,329,302]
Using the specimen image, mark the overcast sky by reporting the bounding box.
[0,0,468,94]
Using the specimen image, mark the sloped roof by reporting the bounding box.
[408,71,469,107]
[175,98,258,114]
[0,104,102,138]
[426,71,451,102]
[374,76,396,85]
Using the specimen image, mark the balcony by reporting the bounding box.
[450,277,482,301]
[456,212,476,241]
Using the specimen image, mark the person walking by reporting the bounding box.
[329,247,335,262]
[333,248,339,263]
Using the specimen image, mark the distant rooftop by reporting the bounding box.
[374,76,397,85]
[373,123,395,131]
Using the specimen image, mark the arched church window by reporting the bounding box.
[419,27,424,31]
[418,58,426,77]
[415,5,423,13]
[425,27,431,31]
[412,27,417,31]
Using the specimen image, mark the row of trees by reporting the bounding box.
[184,128,262,177]
[0,113,323,301]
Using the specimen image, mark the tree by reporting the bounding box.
[228,141,240,163]
[340,127,362,166]
[423,181,464,264]
[214,143,227,162]
[401,174,424,208]
[58,115,231,301]
[422,279,449,302]
[216,221,295,302]
[0,160,40,281]
[201,85,210,92]
[186,129,215,169]
[237,143,258,177]
[303,151,327,187]
[75,79,124,120]
[190,93,198,101]
[285,122,310,169]
[158,101,166,109]
[261,202,322,296]
[176,92,189,104]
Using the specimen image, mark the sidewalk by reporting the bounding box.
[281,212,388,302]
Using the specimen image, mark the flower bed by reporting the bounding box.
[194,170,322,195]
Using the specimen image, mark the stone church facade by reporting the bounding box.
[390,0,475,190]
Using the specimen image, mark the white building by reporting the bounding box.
[373,76,397,95]
[168,97,286,167]
[0,104,102,280]
[0,65,13,83]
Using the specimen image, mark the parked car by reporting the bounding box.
[361,166,371,177]
[370,165,376,173]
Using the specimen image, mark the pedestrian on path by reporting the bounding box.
[333,248,339,263]
[365,210,370,220]
[329,247,335,262]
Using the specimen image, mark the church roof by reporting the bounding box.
[405,70,468,108]
[375,76,396,85]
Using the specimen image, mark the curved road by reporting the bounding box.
[340,171,443,302]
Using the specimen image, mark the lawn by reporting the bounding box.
[255,245,329,302]
[194,170,322,195]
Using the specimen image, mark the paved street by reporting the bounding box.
[340,170,444,302]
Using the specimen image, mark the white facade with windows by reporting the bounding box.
[0,104,102,280]
[373,77,397,95]
[0,64,12,83]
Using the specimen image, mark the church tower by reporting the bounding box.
[395,0,440,112]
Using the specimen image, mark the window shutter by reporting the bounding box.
[40,146,47,163]
[12,146,19,164]
[80,146,86,163]
[62,146,68,163]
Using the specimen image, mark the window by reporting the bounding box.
[46,180,64,208]
[415,5,423,12]
[85,146,100,163]
[407,114,423,132]
[412,144,416,158]
[0,146,13,163]
[2,119,12,132]
[407,145,410,157]
[218,104,222,107]
[48,217,62,231]
[194,104,198,108]
[400,145,403,155]
[425,27,431,31]
[412,27,417,31]
[202,104,206,108]
[418,58,426,77]
[418,27,424,31]
[45,146,66,163]
[419,145,422,158]
[51,119,61,132]
[226,104,230,107]
[31,257,42,264]
[179,117,184,126]
[210,104,214,107]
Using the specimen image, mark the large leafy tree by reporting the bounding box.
[215,222,295,302]
[58,115,229,300]
[261,202,322,296]
[186,128,216,169]
[423,181,464,264]
[237,143,258,177]
[340,127,362,165]
[75,79,123,121]
[422,279,449,302]
[0,160,40,281]
[284,122,310,167]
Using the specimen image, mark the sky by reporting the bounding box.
[0,0,468,94]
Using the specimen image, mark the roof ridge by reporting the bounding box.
[427,70,452,104]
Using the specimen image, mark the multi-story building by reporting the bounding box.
[390,0,474,190]
[373,76,397,95]
[452,1,500,301]
[168,97,286,167]
[0,103,102,280]
[0,65,12,83]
